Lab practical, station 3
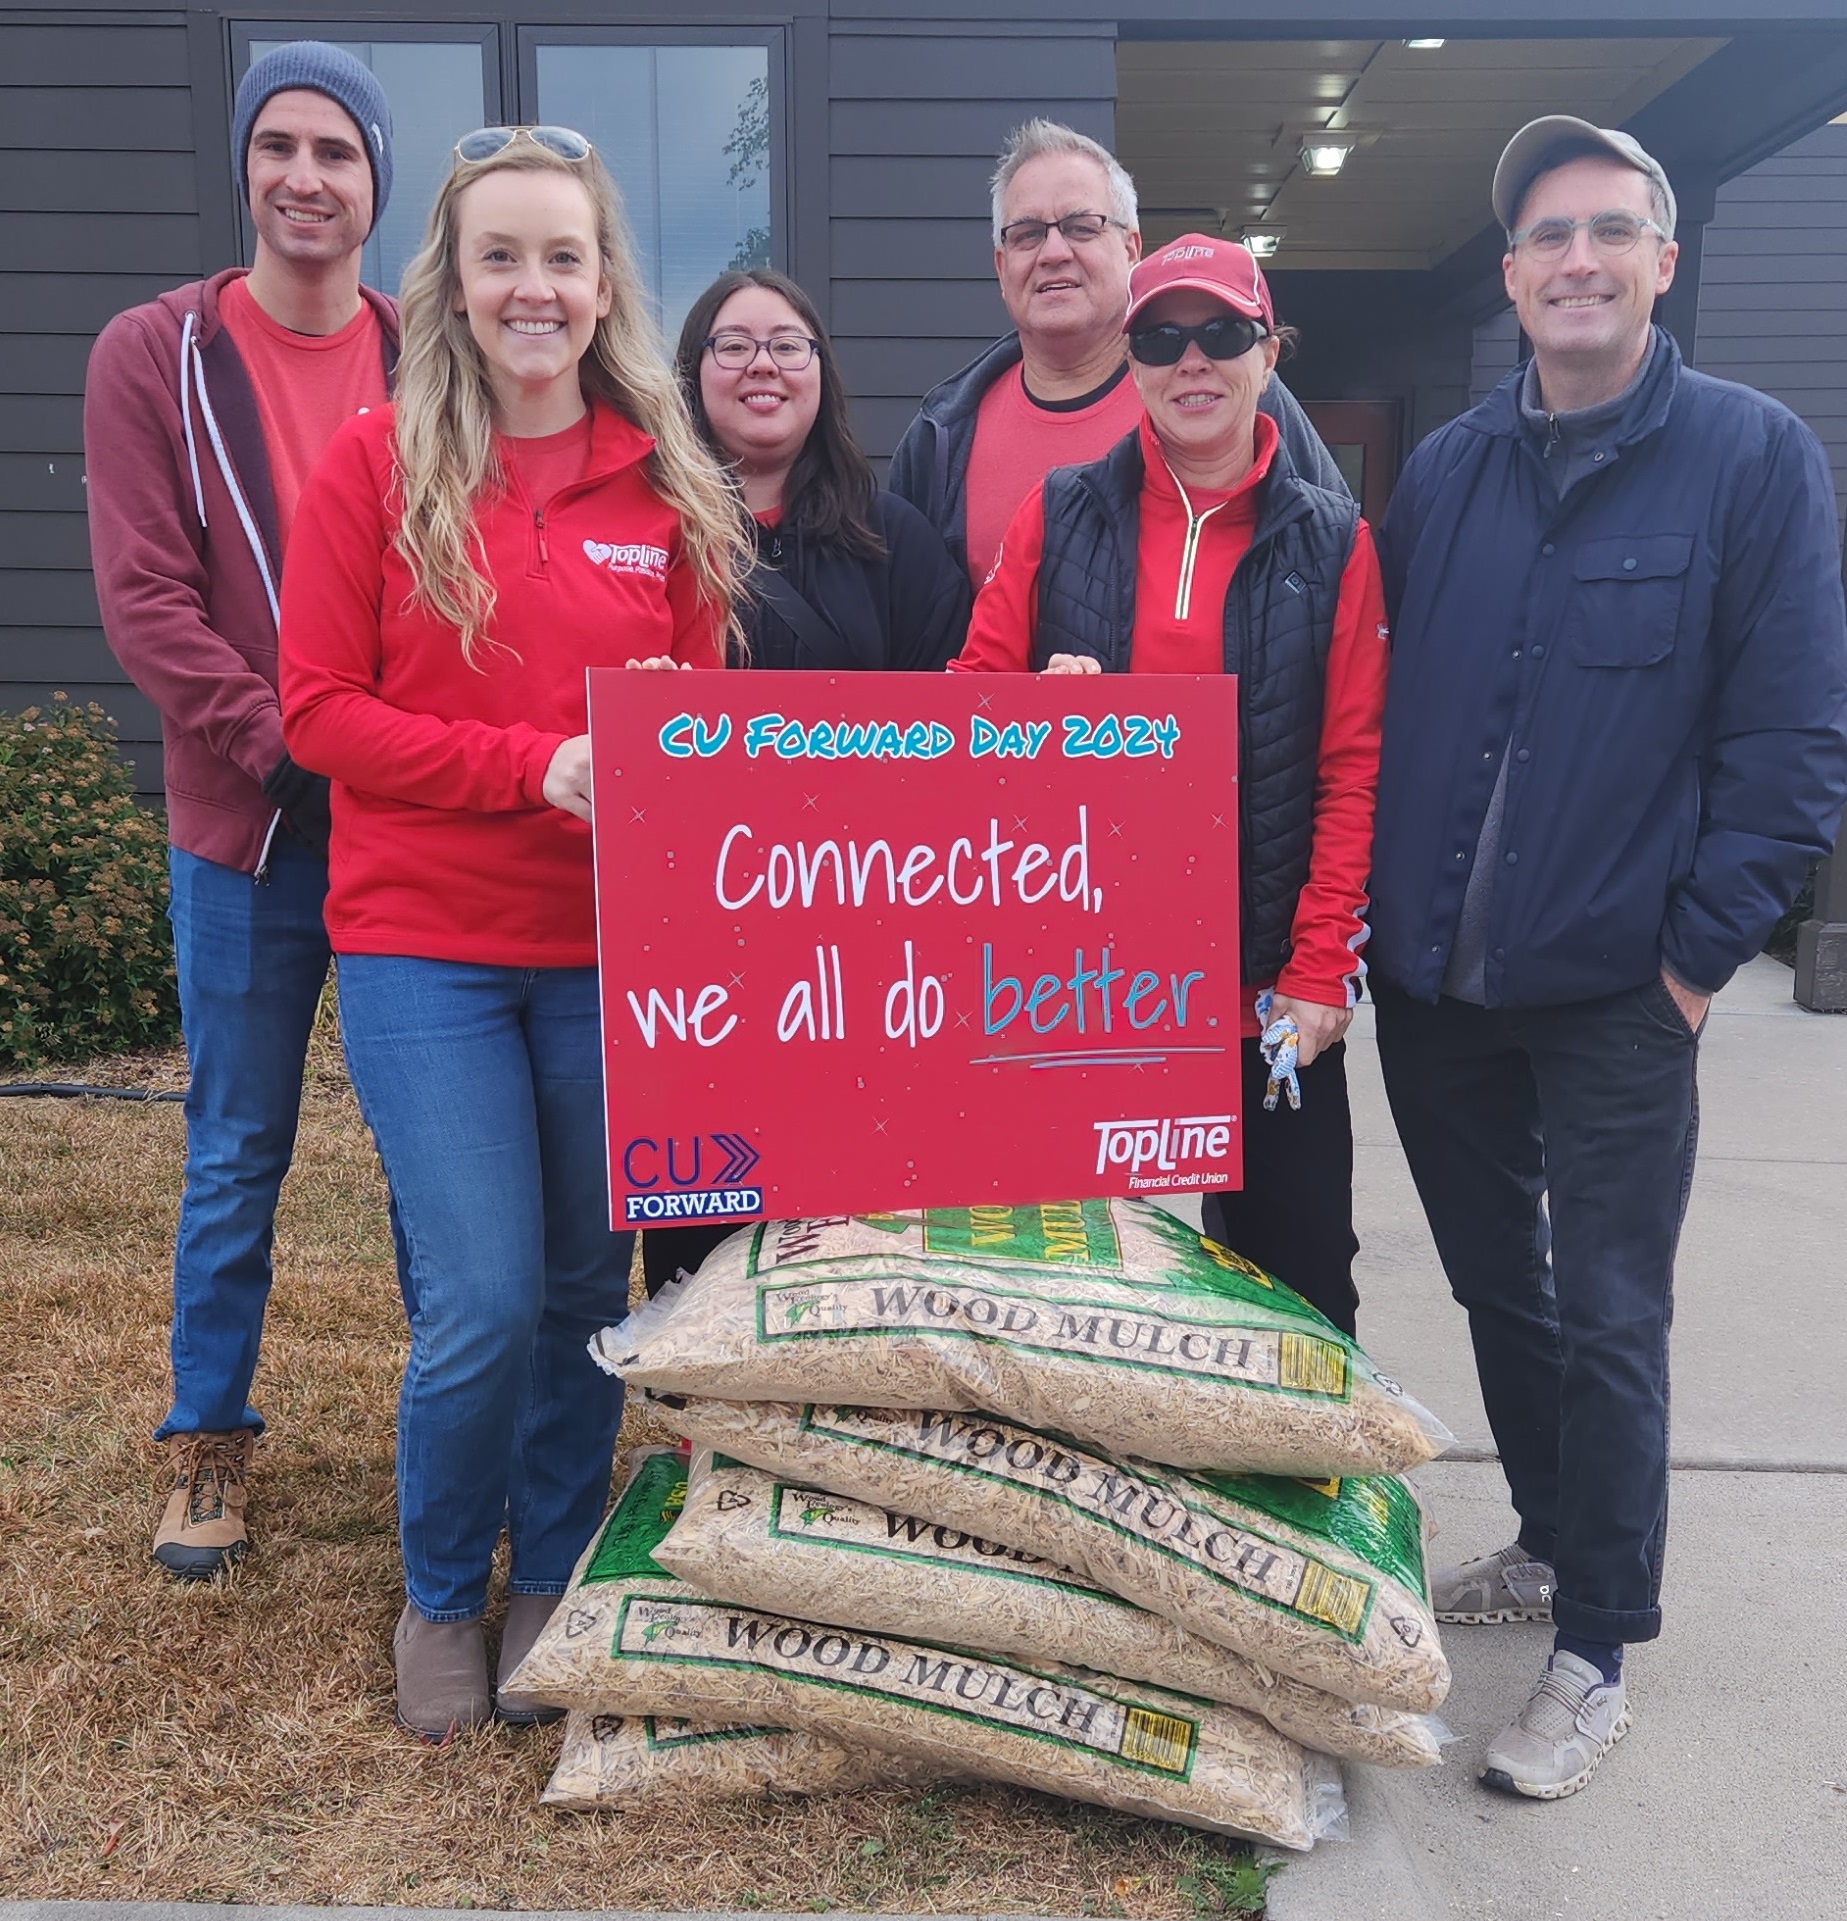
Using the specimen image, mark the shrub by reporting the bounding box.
[0,695,179,1067]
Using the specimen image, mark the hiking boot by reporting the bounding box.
[1480,1651,1631,1799]
[1432,1542,1554,1623]
[152,1429,254,1580]
[495,1592,564,1726]
[393,1603,490,1742]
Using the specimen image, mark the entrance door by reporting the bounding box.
[1303,401,1402,525]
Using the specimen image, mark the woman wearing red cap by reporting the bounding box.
[951,234,1387,1335]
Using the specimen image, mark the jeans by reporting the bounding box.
[1372,976,1701,1643]
[161,838,331,1440]
[337,956,632,1621]
[1202,1036,1360,1335]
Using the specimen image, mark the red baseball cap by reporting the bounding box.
[1125,232,1274,332]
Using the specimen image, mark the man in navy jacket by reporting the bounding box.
[1371,117,1847,1800]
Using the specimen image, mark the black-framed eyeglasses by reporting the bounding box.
[705,331,820,370]
[997,210,1127,255]
[1127,315,1269,367]
[1507,210,1668,258]
[454,125,593,165]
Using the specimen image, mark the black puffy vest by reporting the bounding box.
[1031,431,1359,984]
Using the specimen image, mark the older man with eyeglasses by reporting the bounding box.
[1369,117,1847,1799]
[888,118,1340,588]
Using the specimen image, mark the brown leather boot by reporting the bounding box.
[152,1429,254,1580]
[393,1603,490,1742]
[495,1592,565,1725]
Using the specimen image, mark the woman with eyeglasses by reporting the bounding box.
[634,270,970,1298]
[951,234,1389,1338]
[277,125,749,1738]
[672,269,969,676]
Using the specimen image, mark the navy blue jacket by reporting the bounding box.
[887,331,1346,580]
[1372,328,1847,1006]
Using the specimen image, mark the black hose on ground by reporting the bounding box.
[0,1082,186,1102]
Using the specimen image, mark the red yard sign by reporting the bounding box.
[589,670,1241,1227]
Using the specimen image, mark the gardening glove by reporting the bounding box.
[1254,988,1301,1113]
[261,751,332,862]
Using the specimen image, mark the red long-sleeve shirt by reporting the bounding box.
[280,401,722,967]
[952,414,1388,1033]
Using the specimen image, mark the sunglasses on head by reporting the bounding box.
[1128,314,1268,366]
[454,125,592,165]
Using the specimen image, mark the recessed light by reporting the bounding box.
[1239,227,1284,259]
[1405,38,1446,50]
[1299,139,1354,178]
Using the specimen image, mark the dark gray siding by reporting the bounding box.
[1697,120,1847,526]
[825,20,1117,466]
[0,17,201,800]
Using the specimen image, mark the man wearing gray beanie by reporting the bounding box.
[83,42,402,1580]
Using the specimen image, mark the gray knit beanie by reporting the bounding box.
[233,42,393,234]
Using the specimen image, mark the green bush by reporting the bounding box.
[0,695,179,1068]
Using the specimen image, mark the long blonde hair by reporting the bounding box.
[392,140,749,664]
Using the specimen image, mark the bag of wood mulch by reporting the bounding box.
[656,1452,1442,1770]
[638,1397,1448,1715]
[554,1584,1345,1850]
[600,1202,1448,1478]
[542,1710,917,1810]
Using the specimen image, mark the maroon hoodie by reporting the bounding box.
[83,267,399,872]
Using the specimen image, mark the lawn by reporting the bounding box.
[0,1026,1271,1916]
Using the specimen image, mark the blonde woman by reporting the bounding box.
[278,126,747,1738]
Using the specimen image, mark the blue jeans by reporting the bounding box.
[337,956,632,1621]
[161,839,331,1440]
[1372,977,1701,1644]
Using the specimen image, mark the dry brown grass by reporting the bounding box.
[0,1025,1271,1915]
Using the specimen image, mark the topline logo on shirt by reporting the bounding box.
[584,538,669,583]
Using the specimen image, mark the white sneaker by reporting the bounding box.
[1480,1651,1630,1800]
[1431,1541,1554,1623]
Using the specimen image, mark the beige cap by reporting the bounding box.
[1492,115,1676,237]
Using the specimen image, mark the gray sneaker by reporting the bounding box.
[1431,1542,1554,1623]
[1480,1651,1631,1799]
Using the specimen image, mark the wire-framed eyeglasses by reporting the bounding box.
[454,125,593,165]
[997,211,1128,255]
[1507,210,1669,258]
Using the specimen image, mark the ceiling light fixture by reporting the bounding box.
[1239,227,1284,259]
[1405,38,1446,50]
[1299,138,1355,178]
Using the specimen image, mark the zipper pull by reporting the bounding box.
[535,509,549,564]
[1544,414,1560,459]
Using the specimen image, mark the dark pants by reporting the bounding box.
[642,1221,737,1298]
[1201,1035,1360,1336]
[1371,977,1701,1644]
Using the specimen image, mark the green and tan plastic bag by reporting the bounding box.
[601,1203,1448,1478]
[642,1398,1447,1715]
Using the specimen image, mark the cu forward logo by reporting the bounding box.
[1093,1113,1234,1181]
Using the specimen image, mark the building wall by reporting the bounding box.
[1,16,201,799]
[825,19,1116,467]
[1697,119,1847,527]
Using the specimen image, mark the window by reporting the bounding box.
[527,36,777,337]
[238,29,496,298]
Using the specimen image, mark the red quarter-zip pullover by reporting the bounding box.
[280,400,723,967]
[953,414,1388,1029]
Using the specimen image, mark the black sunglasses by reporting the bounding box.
[454,125,592,164]
[1128,315,1269,367]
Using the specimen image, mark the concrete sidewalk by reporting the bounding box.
[1265,956,1847,1921]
